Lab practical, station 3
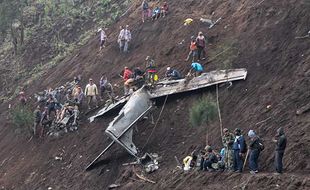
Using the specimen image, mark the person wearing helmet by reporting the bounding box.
[98,28,107,50]
[233,128,247,172]
[145,56,157,85]
[222,128,235,171]
[165,67,182,80]
[201,145,218,171]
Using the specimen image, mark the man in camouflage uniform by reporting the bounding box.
[222,128,235,170]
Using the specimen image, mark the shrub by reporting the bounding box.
[10,105,33,132]
[189,96,217,127]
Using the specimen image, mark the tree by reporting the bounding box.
[189,96,218,144]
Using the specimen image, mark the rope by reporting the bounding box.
[142,94,169,149]
[216,84,223,137]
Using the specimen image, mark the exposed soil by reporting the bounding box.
[0,0,310,190]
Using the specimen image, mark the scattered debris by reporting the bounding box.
[209,17,222,29]
[296,103,310,115]
[255,117,272,126]
[134,172,156,184]
[54,156,63,161]
[108,184,121,189]
[295,31,310,39]
[199,17,222,29]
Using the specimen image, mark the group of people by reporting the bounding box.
[97,25,132,53]
[183,127,287,175]
[185,31,207,62]
[142,0,169,23]
[119,53,206,96]
[32,75,115,138]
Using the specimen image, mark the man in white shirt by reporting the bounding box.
[118,25,132,53]
[98,28,107,50]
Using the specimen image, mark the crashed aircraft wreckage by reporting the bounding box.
[85,69,247,171]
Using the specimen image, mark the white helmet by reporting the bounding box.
[97,28,102,32]
[167,67,171,71]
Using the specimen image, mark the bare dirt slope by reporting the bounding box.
[0,0,310,189]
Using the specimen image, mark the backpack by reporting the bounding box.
[241,138,248,154]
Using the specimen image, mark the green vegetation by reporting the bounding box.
[0,0,129,102]
[189,96,218,127]
[10,105,33,134]
[208,39,238,70]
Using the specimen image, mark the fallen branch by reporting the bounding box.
[174,156,182,167]
[135,172,156,184]
[255,117,272,126]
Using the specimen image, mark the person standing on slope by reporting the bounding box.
[196,31,207,61]
[142,0,149,23]
[84,78,99,109]
[248,130,263,174]
[98,28,107,51]
[272,127,287,174]
[232,128,246,172]
[222,128,235,171]
[118,25,132,53]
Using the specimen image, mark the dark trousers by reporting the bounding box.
[233,149,244,171]
[203,160,214,170]
[249,149,260,171]
[197,46,205,60]
[275,150,284,173]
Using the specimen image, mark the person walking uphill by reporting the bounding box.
[222,128,235,171]
[98,28,107,51]
[248,130,263,174]
[233,128,246,172]
[118,25,132,53]
[85,78,98,109]
[272,127,287,174]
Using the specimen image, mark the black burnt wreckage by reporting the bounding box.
[86,69,247,172]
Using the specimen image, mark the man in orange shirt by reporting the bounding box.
[185,36,198,62]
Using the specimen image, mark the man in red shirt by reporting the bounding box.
[123,67,134,95]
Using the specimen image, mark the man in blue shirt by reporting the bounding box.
[190,62,203,76]
[233,128,247,172]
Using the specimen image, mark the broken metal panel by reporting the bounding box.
[89,96,129,122]
[105,87,152,157]
[150,68,247,98]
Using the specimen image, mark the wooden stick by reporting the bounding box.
[135,173,156,184]
[242,149,249,171]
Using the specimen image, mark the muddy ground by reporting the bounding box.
[0,0,309,189]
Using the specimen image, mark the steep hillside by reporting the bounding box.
[0,0,309,189]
